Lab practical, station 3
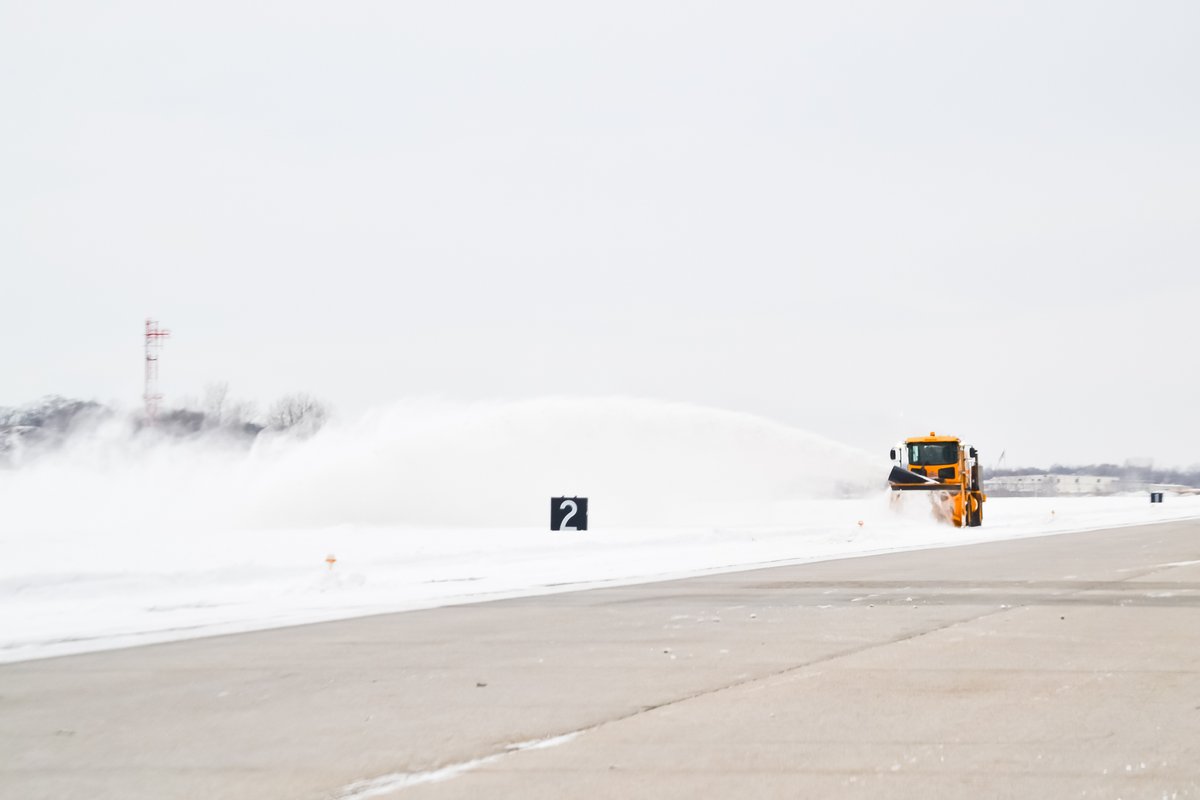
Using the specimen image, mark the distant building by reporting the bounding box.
[984,474,1121,496]
[984,474,1051,495]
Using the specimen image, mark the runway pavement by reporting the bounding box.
[3,520,1200,799]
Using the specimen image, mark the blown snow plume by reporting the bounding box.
[0,397,881,532]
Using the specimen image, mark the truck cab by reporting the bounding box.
[899,435,962,482]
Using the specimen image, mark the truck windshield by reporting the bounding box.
[908,443,959,465]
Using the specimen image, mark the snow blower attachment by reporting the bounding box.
[888,433,986,527]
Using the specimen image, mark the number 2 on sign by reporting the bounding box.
[559,499,578,530]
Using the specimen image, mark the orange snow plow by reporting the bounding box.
[888,433,986,527]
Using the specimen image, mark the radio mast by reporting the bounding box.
[144,318,171,422]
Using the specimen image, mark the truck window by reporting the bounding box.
[909,443,959,465]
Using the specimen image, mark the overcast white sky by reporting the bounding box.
[2,1,1198,467]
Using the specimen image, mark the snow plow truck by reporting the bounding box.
[888,433,986,527]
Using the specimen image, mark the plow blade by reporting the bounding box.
[888,466,961,493]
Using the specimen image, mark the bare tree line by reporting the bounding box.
[0,388,330,462]
[197,383,327,437]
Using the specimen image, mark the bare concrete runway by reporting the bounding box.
[4,521,1200,799]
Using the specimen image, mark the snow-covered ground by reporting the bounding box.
[3,398,1198,664]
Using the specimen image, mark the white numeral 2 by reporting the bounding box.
[559,499,578,530]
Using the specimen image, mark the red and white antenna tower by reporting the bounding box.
[144,318,171,422]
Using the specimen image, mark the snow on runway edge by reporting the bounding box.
[4,493,1198,664]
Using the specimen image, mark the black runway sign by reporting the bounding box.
[551,497,588,531]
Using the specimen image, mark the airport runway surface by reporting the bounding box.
[3,520,1200,799]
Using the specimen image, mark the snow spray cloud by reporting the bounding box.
[0,397,882,532]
